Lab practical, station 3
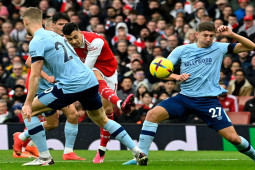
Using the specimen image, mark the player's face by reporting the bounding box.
[65,30,83,48]
[52,19,69,36]
[196,31,215,48]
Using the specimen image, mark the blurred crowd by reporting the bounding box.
[0,0,255,124]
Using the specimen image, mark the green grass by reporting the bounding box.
[0,150,254,170]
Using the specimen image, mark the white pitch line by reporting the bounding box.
[0,159,249,164]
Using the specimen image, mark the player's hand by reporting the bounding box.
[176,74,191,81]
[46,76,57,83]
[22,104,32,122]
[217,25,234,37]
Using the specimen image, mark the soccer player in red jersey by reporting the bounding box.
[63,22,135,163]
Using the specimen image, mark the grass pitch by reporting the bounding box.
[0,150,254,170]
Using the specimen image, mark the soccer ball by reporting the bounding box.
[149,57,173,78]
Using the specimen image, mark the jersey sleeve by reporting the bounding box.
[84,38,104,69]
[218,42,230,55]
[29,38,45,59]
[167,46,183,65]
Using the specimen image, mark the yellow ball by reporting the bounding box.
[149,57,173,78]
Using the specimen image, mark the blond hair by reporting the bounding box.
[44,17,53,30]
[22,7,42,22]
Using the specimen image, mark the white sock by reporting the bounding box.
[131,146,141,156]
[117,100,122,109]
[19,132,28,141]
[64,147,73,154]
[99,145,106,151]
[28,140,35,147]
[39,150,51,158]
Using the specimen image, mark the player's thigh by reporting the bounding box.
[101,97,113,114]
[93,68,118,91]
[31,96,54,117]
[156,94,187,121]
[78,85,103,111]
[38,85,77,110]
[193,97,232,131]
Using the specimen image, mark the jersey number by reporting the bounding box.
[55,40,77,63]
[209,107,222,118]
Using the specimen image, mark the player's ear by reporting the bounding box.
[195,32,199,38]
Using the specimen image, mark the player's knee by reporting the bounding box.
[146,110,164,123]
[104,106,113,114]
[66,111,79,124]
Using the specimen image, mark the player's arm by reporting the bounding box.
[26,56,56,83]
[23,58,43,121]
[166,46,191,81]
[217,25,255,53]
[84,38,104,69]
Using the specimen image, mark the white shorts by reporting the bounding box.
[92,68,118,92]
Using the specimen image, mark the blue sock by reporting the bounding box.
[234,136,255,161]
[24,117,48,153]
[64,121,78,148]
[104,119,136,150]
[139,120,158,156]
[24,130,30,138]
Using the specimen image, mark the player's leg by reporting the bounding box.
[93,98,113,163]
[78,85,146,163]
[218,126,255,161]
[61,104,85,160]
[94,70,134,113]
[123,94,186,165]
[21,96,54,166]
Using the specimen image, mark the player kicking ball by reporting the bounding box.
[124,22,255,165]
[19,7,146,166]
[62,22,134,163]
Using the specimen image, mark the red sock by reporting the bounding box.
[98,80,121,106]
[100,113,114,147]
[22,138,31,147]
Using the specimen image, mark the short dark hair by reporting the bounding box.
[62,22,79,35]
[235,69,246,76]
[52,12,70,23]
[197,22,216,32]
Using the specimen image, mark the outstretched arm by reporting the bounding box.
[217,25,255,53]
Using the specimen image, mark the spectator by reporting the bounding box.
[230,61,241,80]
[164,80,178,97]
[208,0,228,21]
[243,90,255,124]
[0,64,9,85]
[134,82,149,104]
[234,0,250,21]
[237,15,255,39]
[136,91,154,124]
[11,102,23,123]
[123,58,142,79]
[0,100,9,123]
[117,76,135,101]
[133,27,150,53]
[10,84,26,106]
[6,55,27,73]
[131,14,147,37]
[244,54,255,87]
[218,84,238,112]
[222,5,233,25]
[132,68,151,90]
[1,22,13,35]
[5,63,26,90]
[86,15,100,32]
[10,20,27,43]
[221,55,233,80]
[183,29,196,44]
[228,69,253,96]
[227,14,240,33]
[115,40,129,65]
[235,51,251,70]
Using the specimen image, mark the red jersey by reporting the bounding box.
[74,31,117,77]
[218,94,238,112]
